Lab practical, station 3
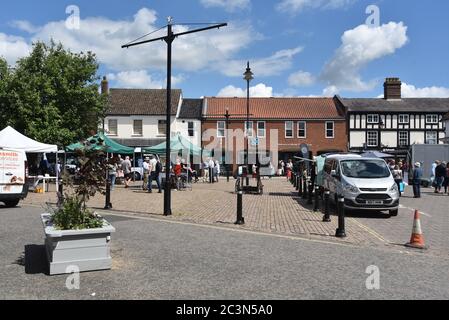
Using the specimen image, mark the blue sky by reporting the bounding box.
[1,0,449,98]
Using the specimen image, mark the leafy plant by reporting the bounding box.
[51,136,108,230]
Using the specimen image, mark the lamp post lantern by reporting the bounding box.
[243,62,253,186]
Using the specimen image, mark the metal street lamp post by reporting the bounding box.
[225,108,230,182]
[122,18,227,216]
[243,62,253,186]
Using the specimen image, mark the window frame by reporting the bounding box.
[107,119,118,136]
[132,119,143,136]
[188,121,195,137]
[257,121,266,138]
[367,131,379,147]
[158,120,167,136]
[285,121,294,138]
[426,114,439,124]
[245,121,254,138]
[367,114,379,124]
[297,121,306,138]
[325,121,335,139]
[426,131,438,145]
[217,121,226,138]
[398,131,409,147]
[398,114,409,124]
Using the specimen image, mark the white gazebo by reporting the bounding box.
[0,126,59,192]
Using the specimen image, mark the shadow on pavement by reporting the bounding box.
[14,245,48,275]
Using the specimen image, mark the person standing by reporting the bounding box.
[122,156,132,188]
[107,157,118,191]
[202,159,209,183]
[412,162,423,198]
[392,165,403,197]
[435,160,446,193]
[214,160,220,182]
[142,157,150,190]
[277,160,283,176]
[208,158,215,183]
[286,159,293,181]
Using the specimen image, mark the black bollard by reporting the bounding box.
[302,178,308,199]
[335,196,346,238]
[104,180,112,210]
[322,190,331,222]
[298,176,303,196]
[307,181,313,205]
[57,180,64,207]
[209,167,213,184]
[293,173,297,188]
[295,175,299,191]
[313,185,320,212]
[235,187,244,225]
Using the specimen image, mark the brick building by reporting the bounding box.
[202,97,347,171]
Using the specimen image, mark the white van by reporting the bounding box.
[323,154,399,216]
[0,148,29,207]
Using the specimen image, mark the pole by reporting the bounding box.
[323,190,331,222]
[104,179,112,209]
[225,110,230,182]
[245,72,250,187]
[307,180,313,205]
[335,196,346,238]
[302,174,308,199]
[235,178,244,225]
[163,23,174,216]
[298,174,303,196]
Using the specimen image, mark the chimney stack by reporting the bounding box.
[101,76,109,95]
[384,77,401,100]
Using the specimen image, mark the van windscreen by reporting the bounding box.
[340,160,390,179]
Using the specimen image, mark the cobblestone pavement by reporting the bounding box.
[21,178,448,255]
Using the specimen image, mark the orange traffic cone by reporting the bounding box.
[405,210,427,249]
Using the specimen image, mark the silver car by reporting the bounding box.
[323,155,400,216]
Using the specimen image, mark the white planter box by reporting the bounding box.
[41,214,116,275]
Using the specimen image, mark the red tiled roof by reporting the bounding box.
[204,97,344,120]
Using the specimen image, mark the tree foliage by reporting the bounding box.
[0,41,106,147]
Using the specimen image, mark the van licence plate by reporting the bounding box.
[366,200,383,205]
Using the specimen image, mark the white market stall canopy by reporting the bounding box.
[0,126,58,153]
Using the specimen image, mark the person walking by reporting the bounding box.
[122,156,132,188]
[202,159,209,183]
[444,162,449,195]
[435,160,446,193]
[148,155,162,193]
[412,162,423,198]
[392,165,403,197]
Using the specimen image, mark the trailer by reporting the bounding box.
[407,144,449,186]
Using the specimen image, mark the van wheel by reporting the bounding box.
[3,200,19,208]
[389,209,398,217]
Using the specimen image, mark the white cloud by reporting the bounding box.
[200,0,250,11]
[375,83,449,98]
[13,8,257,74]
[10,20,42,33]
[277,0,354,14]
[401,83,449,98]
[218,46,303,77]
[107,70,185,89]
[321,22,408,95]
[288,70,315,87]
[217,83,273,97]
[0,33,31,65]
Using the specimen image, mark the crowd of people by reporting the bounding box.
[386,159,449,199]
[106,155,224,193]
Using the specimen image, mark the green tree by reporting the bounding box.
[2,41,106,147]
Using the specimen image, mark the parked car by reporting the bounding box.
[0,148,29,207]
[322,154,399,216]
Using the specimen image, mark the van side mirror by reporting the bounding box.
[331,170,339,178]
